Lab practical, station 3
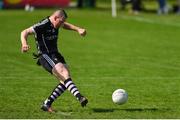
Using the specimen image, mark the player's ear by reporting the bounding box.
[54,16,59,21]
[54,16,57,21]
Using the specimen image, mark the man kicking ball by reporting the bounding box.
[20,9,88,113]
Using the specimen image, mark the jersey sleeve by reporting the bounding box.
[32,19,49,34]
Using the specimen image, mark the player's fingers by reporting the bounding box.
[80,29,86,36]
[21,45,30,53]
[21,48,27,53]
[82,30,86,36]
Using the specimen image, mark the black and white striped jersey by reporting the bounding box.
[32,17,59,54]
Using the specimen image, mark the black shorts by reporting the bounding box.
[38,52,66,74]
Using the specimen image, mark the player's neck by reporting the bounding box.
[49,16,57,29]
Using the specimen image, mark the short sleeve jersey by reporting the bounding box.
[32,17,59,54]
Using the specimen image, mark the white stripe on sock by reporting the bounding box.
[58,85,65,91]
[50,95,55,100]
[53,92,58,97]
[68,84,75,91]
[74,91,80,96]
[55,88,62,94]
[71,88,78,94]
[65,81,73,88]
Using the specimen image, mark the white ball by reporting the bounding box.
[112,89,128,105]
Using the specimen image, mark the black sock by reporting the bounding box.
[45,83,66,106]
[64,78,82,101]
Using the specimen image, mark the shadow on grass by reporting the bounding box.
[92,108,170,113]
[120,108,158,112]
[92,108,115,113]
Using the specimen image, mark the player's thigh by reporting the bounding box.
[52,63,70,80]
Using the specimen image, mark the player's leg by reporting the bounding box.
[52,63,88,107]
[41,82,66,112]
[39,54,67,112]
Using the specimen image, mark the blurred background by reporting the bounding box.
[0,0,180,15]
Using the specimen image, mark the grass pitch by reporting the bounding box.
[0,9,180,119]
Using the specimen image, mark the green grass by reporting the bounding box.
[0,9,180,118]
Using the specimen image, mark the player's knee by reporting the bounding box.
[54,63,70,80]
[62,69,70,79]
[56,68,69,79]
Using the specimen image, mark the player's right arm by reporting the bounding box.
[20,26,34,53]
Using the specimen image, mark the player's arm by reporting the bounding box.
[63,22,86,37]
[20,26,34,53]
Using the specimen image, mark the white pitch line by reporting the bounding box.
[0,76,52,79]
[55,111,72,116]
[81,76,180,80]
[6,59,37,69]
[120,15,180,28]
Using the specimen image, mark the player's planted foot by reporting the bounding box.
[41,99,56,113]
[41,105,55,113]
[79,96,88,107]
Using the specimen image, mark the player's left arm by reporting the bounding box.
[63,22,86,37]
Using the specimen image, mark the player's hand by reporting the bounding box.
[21,44,30,53]
[78,28,86,37]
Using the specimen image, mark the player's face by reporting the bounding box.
[55,16,66,28]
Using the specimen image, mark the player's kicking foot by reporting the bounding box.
[79,96,88,107]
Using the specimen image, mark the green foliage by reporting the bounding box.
[0,9,180,118]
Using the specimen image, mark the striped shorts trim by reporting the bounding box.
[42,54,56,68]
[38,52,66,74]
